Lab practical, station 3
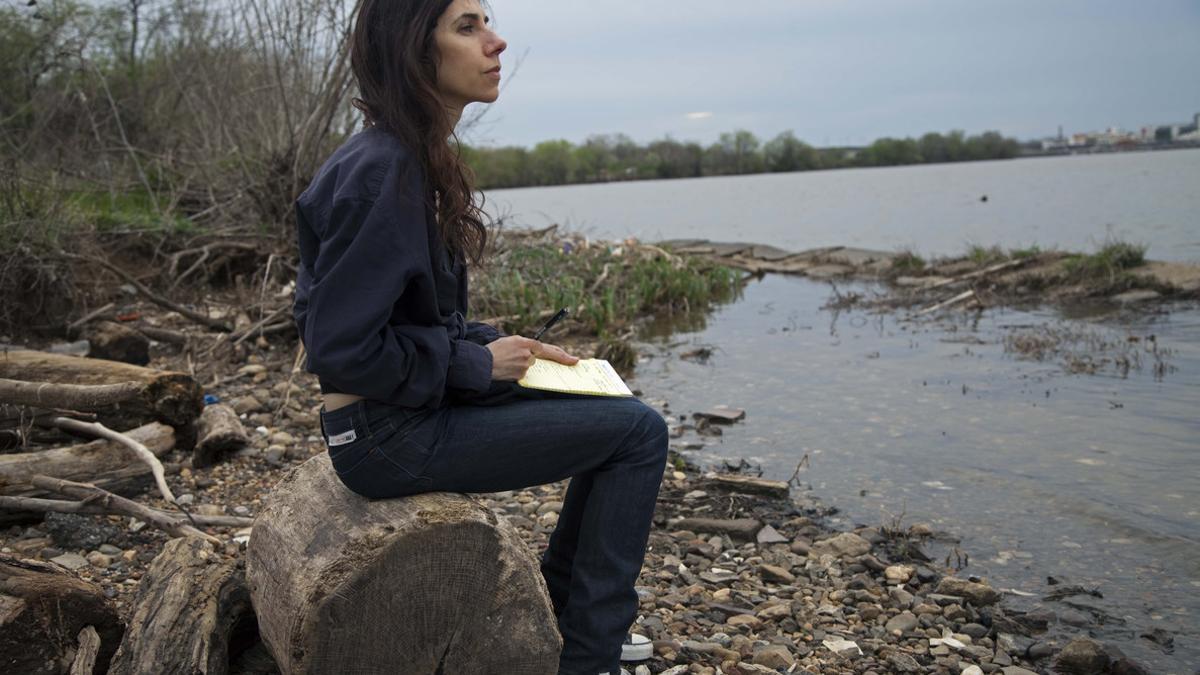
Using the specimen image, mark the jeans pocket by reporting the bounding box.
[335,423,434,499]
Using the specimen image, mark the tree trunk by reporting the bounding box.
[193,404,248,468]
[0,555,124,675]
[0,422,175,523]
[109,537,258,675]
[246,455,561,675]
[0,350,203,431]
[87,321,151,366]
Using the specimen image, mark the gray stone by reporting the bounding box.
[752,644,795,669]
[885,611,919,634]
[97,544,122,555]
[810,532,872,558]
[935,577,1000,606]
[759,564,795,584]
[1001,668,1039,675]
[1054,637,1111,674]
[50,552,88,570]
[755,524,788,544]
[886,652,922,672]
[959,623,989,640]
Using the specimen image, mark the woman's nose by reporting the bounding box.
[488,32,507,56]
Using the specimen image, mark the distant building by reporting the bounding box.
[1153,112,1199,143]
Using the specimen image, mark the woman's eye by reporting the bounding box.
[458,24,474,33]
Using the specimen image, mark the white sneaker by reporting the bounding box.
[619,633,653,662]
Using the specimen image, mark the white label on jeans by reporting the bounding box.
[327,429,357,446]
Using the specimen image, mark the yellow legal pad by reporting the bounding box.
[518,358,634,397]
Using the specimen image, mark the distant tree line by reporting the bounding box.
[463,130,1022,190]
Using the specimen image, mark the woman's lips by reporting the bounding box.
[486,68,501,81]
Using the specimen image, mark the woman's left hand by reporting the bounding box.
[534,342,580,366]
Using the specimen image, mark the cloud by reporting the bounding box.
[686,112,714,121]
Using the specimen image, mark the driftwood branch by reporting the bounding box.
[917,290,977,316]
[925,258,1030,291]
[68,303,116,333]
[69,625,102,675]
[51,417,176,504]
[59,252,232,332]
[29,475,221,545]
[0,378,142,410]
[0,495,251,527]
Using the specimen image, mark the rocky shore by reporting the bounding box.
[0,342,1154,673]
[0,230,1174,673]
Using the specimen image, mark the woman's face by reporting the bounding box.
[433,0,507,111]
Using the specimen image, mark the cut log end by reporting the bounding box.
[247,456,561,675]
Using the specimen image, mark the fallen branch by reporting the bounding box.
[133,324,191,346]
[231,304,290,346]
[0,495,251,527]
[917,290,977,316]
[0,378,141,410]
[59,252,232,332]
[51,417,176,504]
[925,258,1030,291]
[29,475,220,545]
[67,303,116,333]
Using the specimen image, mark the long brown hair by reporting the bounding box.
[350,0,488,265]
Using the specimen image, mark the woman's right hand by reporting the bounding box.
[487,336,541,381]
[487,336,580,381]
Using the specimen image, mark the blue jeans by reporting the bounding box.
[318,393,669,675]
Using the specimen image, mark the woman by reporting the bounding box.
[292,1,668,674]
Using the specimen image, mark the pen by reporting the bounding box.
[532,307,569,341]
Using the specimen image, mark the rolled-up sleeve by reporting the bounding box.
[297,177,491,407]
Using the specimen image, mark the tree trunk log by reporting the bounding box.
[246,455,561,675]
[109,538,258,675]
[0,350,203,431]
[0,555,123,675]
[194,404,248,468]
[0,422,175,523]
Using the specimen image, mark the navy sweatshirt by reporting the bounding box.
[293,127,500,409]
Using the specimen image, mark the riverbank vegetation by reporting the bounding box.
[463,129,1022,189]
[471,227,741,340]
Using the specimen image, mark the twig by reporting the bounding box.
[0,495,251,527]
[787,454,811,486]
[587,263,613,294]
[231,305,290,346]
[275,343,307,417]
[50,417,176,505]
[0,379,141,410]
[29,475,221,545]
[59,252,232,332]
[916,290,976,316]
[67,303,116,333]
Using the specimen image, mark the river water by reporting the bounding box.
[486,150,1200,673]
[486,148,1200,264]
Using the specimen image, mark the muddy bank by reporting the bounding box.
[663,239,1200,312]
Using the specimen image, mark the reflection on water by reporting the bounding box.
[633,274,1200,673]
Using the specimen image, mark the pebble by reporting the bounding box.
[86,551,114,568]
[51,552,89,570]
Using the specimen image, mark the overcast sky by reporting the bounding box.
[462,0,1200,148]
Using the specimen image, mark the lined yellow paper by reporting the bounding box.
[518,358,634,397]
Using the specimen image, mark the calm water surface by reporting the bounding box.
[487,149,1200,263]
[486,151,1200,672]
[633,277,1199,673]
